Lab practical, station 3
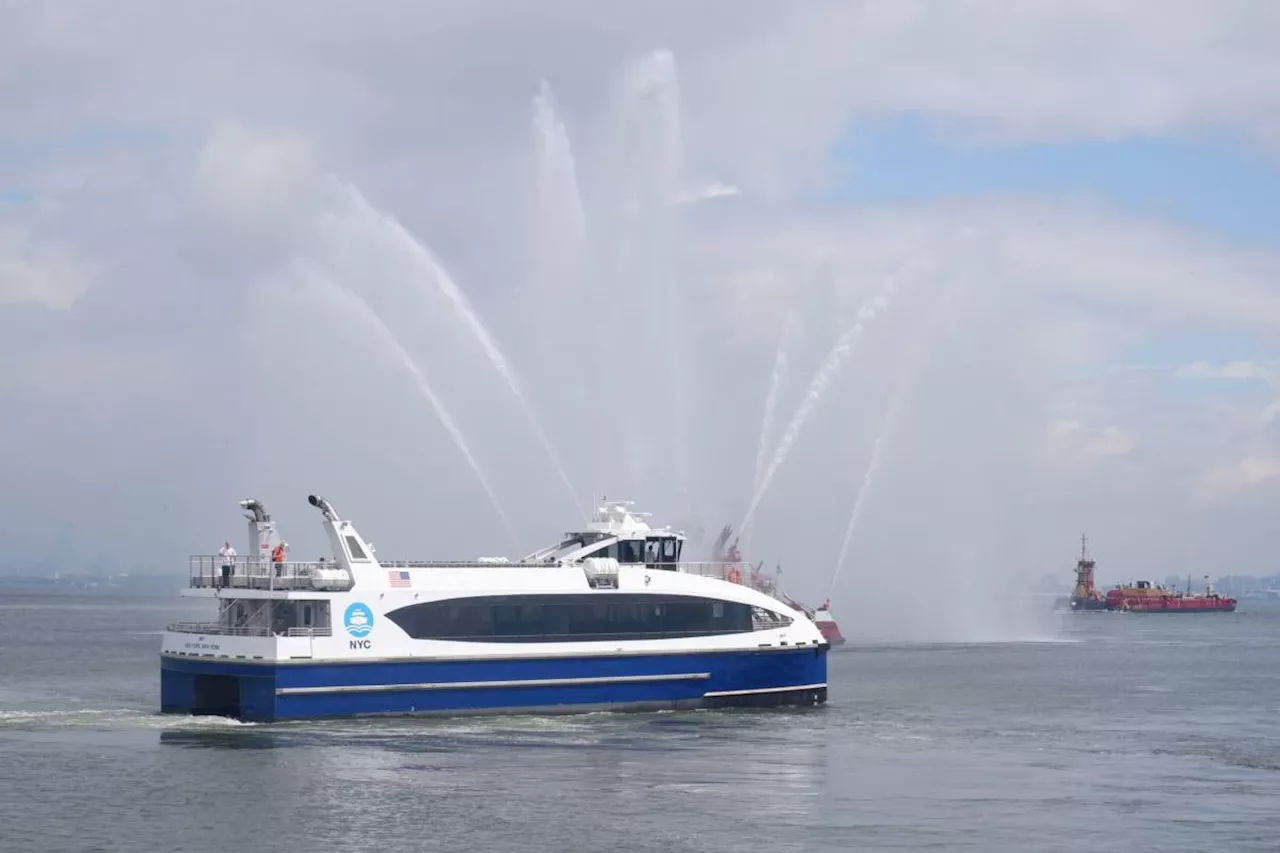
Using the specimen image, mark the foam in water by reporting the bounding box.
[339,184,585,520]
[309,270,518,545]
[738,258,925,536]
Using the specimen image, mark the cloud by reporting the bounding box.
[0,226,96,310]
[1201,456,1280,497]
[1175,360,1276,382]
[674,183,741,204]
[2,2,1280,637]
[681,1,1280,193]
[193,123,324,254]
[1045,419,1139,460]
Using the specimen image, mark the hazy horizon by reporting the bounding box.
[5,2,1280,641]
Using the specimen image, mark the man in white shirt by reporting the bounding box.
[218,542,237,588]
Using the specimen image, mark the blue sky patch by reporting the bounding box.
[830,114,1280,245]
[0,188,34,205]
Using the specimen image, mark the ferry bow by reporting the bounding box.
[161,496,829,721]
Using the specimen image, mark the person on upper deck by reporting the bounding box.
[218,542,236,588]
[271,542,287,577]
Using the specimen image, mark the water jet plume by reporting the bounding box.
[738,257,928,537]
[337,183,586,521]
[305,269,519,547]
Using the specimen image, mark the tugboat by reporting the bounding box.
[160,495,828,721]
[1069,535,1108,611]
[708,525,847,646]
[1063,535,1237,614]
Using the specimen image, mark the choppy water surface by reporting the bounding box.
[2,590,1278,852]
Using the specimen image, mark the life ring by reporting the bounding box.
[726,566,742,584]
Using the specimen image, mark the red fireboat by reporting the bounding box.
[1064,535,1237,614]
[710,525,847,646]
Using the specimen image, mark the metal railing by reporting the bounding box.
[165,622,333,637]
[679,561,776,586]
[189,556,352,591]
[379,559,551,568]
[190,555,779,592]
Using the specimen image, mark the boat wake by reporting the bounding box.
[0,707,258,731]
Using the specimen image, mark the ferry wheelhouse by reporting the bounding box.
[160,495,829,721]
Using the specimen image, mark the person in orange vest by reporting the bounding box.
[271,541,287,577]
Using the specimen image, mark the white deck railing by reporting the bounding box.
[165,622,333,637]
[188,556,351,591]
[189,555,778,592]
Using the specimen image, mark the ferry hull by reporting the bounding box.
[161,646,828,722]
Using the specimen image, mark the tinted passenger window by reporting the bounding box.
[386,594,756,642]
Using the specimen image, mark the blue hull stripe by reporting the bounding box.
[276,671,711,695]
[161,646,828,721]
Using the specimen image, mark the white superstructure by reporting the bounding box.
[161,495,829,721]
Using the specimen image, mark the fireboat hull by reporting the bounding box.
[1065,597,1237,613]
[1109,599,1237,614]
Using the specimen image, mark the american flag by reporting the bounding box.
[387,570,411,588]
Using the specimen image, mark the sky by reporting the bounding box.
[3,1,1280,639]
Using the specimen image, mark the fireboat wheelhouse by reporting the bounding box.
[160,495,829,721]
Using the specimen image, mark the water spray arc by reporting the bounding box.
[828,279,965,598]
[533,80,588,252]
[737,258,927,538]
[340,185,587,521]
[607,49,691,506]
[309,272,519,547]
[829,379,908,597]
[743,324,792,556]
[753,326,792,498]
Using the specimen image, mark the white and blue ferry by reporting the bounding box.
[160,495,829,721]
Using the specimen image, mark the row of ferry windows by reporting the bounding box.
[582,538,682,566]
[386,594,791,642]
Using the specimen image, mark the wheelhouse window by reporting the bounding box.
[643,536,682,569]
[344,535,369,561]
[386,593,759,642]
[616,540,645,564]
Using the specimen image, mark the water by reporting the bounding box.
[604,49,689,505]
[830,382,903,595]
[745,331,791,557]
[339,183,585,519]
[753,330,791,499]
[3,589,1277,852]
[829,288,955,593]
[740,261,919,537]
[533,80,588,253]
[313,273,517,546]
